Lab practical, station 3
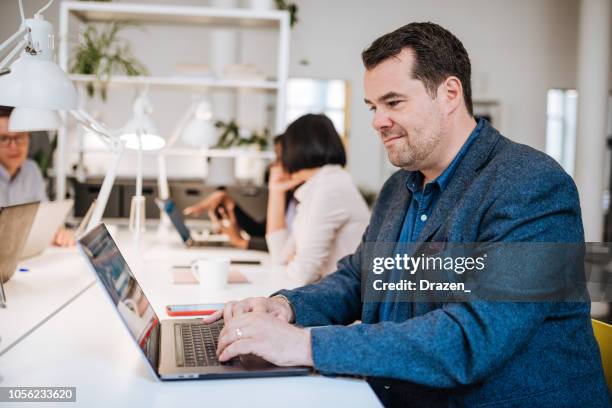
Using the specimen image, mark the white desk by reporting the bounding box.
[0,227,140,355]
[0,225,382,407]
[0,247,94,355]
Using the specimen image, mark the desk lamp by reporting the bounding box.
[0,0,77,110]
[118,91,165,243]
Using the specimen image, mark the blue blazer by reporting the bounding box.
[277,121,610,407]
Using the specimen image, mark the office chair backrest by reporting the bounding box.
[592,319,612,392]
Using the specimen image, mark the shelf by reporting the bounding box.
[63,1,288,29]
[68,74,279,92]
[164,148,275,159]
[72,148,275,159]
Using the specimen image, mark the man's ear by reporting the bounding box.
[439,76,464,115]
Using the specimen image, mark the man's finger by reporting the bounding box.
[218,339,256,362]
[223,301,236,323]
[250,300,268,314]
[202,309,223,324]
[217,323,246,357]
[232,301,251,317]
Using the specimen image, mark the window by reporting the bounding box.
[545,89,578,176]
[286,78,349,138]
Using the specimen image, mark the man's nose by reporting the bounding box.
[372,111,393,131]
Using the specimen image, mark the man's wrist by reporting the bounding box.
[271,294,295,323]
[301,327,314,367]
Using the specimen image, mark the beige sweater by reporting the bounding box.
[266,165,370,285]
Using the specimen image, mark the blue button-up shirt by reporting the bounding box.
[379,119,483,321]
[0,159,47,207]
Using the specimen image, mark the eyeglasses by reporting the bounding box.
[0,134,29,147]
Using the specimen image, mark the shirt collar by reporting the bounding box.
[405,118,483,194]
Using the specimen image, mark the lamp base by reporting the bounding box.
[129,195,146,233]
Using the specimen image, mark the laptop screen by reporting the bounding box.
[156,199,191,243]
[78,224,160,372]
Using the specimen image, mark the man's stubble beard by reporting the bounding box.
[383,125,443,170]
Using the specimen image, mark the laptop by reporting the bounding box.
[0,202,40,283]
[20,199,74,259]
[77,223,310,380]
[155,198,229,248]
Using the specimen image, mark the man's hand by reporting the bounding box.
[202,296,294,325]
[216,312,313,367]
[183,191,233,217]
[53,227,75,247]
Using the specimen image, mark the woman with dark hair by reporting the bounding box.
[266,114,369,284]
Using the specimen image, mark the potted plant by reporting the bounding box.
[214,120,269,150]
[274,0,298,27]
[70,21,148,101]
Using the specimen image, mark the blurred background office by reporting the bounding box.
[0,0,610,307]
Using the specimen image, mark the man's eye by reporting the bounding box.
[388,100,403,107]
[368,105,376,112]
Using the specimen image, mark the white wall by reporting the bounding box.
[287,0,580,189]
[0,0,593,190]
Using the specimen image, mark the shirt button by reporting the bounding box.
[420,214,428,222]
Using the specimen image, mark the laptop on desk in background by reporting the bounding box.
[0,202,39,283]
[21,199,74,259]
[77,223,310,380]
[155,198,229,248]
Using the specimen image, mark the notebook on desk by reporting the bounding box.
[77,223,309,380]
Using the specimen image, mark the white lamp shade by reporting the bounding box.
[182,118,216,148]
[9,107,62,132]
[120,115,165,151]
[120,132,166,151]
[0,56,77,110]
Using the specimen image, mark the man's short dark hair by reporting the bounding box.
[281,114,346,174]
[0,106,14,118]
[362,22,473,115]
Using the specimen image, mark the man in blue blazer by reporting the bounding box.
[209,22,610,407]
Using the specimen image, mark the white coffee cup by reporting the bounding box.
[191,258,230,291]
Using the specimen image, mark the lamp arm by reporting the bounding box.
[0,38,26,72]
[86,141,125,232]
[165,102,199,149]
[67,109,126,232]
[0,25,28,62]
[69,110,115,146]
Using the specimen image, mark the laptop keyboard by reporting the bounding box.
[175,320,223,367]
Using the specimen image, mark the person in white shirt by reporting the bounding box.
[266,114,370,284]
[0,106,74,247]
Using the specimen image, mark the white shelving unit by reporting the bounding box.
[56,1,291,199]
[68,74,280,91]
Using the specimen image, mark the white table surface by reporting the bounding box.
[0,224,382,407]
[0,247,94,355]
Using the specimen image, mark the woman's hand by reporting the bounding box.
[268,164,302,193]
